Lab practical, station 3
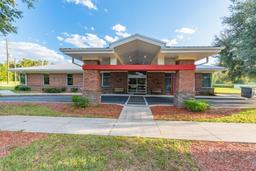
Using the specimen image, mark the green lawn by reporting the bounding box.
[196,108,256,123]
[0,85,15,91]
[214,87,241,94]
[0,134,198,171]
[0,104,61,117]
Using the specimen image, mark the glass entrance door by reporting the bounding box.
[128,72,147,94]
[165,73,176,95]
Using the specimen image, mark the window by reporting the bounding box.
[44,74,49,85]
[102,72,110,87]
[202,73,211,88]
[67,74,73,86]
[20,73,26,85]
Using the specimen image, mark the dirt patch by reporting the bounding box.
[191,141,256,171]
[151,106,242,121]
[0,131,46,158]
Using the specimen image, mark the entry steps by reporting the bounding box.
[126,96,146,105]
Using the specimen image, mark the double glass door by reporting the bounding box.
[128,72,147,94]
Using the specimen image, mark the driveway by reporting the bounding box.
[1,106,256,143]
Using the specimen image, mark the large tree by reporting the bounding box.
[0,0,36,36]
[215,0,256,82]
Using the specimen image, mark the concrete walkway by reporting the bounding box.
[0,90,17,96]
[1,106,256,143]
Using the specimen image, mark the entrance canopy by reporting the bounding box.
[60,34,224,65]
[82,64,195,71]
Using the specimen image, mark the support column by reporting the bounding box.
[174,60,195,107]
[83,60,101,105]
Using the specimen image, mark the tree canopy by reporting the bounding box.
[0,0,36,36]
[215,0,256,82]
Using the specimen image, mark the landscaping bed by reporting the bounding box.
[151,106,256,123]
[191,141,256,171]
[0,102,123,118]
[0,131,46,158]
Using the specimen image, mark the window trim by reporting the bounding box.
[201,73,212,88]
[43,74,50,86]
[67,74,74,86]
[20,73,27,85]
[101,72,110,87]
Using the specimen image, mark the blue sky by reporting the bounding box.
[0,0,231,63]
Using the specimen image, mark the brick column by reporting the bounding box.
[174,60,195,107]
[83,60,101,105]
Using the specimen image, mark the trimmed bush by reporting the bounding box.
[72,95,90,108]
[42,87,66,93]
[184,99,209,112]
[71,87,78,92]
[14,85,31,91]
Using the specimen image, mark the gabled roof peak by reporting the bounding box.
[109,34,166,48]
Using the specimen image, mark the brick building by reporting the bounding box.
[11,34,225,107]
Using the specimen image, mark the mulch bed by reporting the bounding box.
[0,131,46,158]
[47,103,123,118]
[151,106,242,121]
[191,141,256,171]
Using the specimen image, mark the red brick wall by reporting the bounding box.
[26,73,83,91]
[147,72,165,94]
[73,74,83,88]
[49,74,66,87]
[195,73,202,92]
[26,74,44,91]
[175,60,195,93]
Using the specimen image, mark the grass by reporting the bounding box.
[0,104,61,117]
[214,87,241,94]
[196,108,256,123]
[0,103,121,118]
[0,134,199,171]
[0,85,15,91]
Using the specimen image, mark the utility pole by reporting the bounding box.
[5,39,9,85]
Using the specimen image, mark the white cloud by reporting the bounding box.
[57,36,64,41]
[0,41,64,63]
[65,0,97,10]
[112,24,131,38]
[175,27,196,34]
[58,33,107,48]
[177,35,184,40]
[115,31,131,38]
[91,26,95,31]
[162,38,178,46]
[104,35,118,43]
[112,24,126,32]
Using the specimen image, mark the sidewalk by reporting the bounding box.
[1,106,256,143]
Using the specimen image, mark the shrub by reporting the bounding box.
[14,85,31,91]
[42,87,66,93]
[71,87,78,92]
[184,99,209,112]
[72,95,90,108]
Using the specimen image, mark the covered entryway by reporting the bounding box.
[128,71,147,94]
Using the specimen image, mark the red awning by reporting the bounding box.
[82,64,195,71]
